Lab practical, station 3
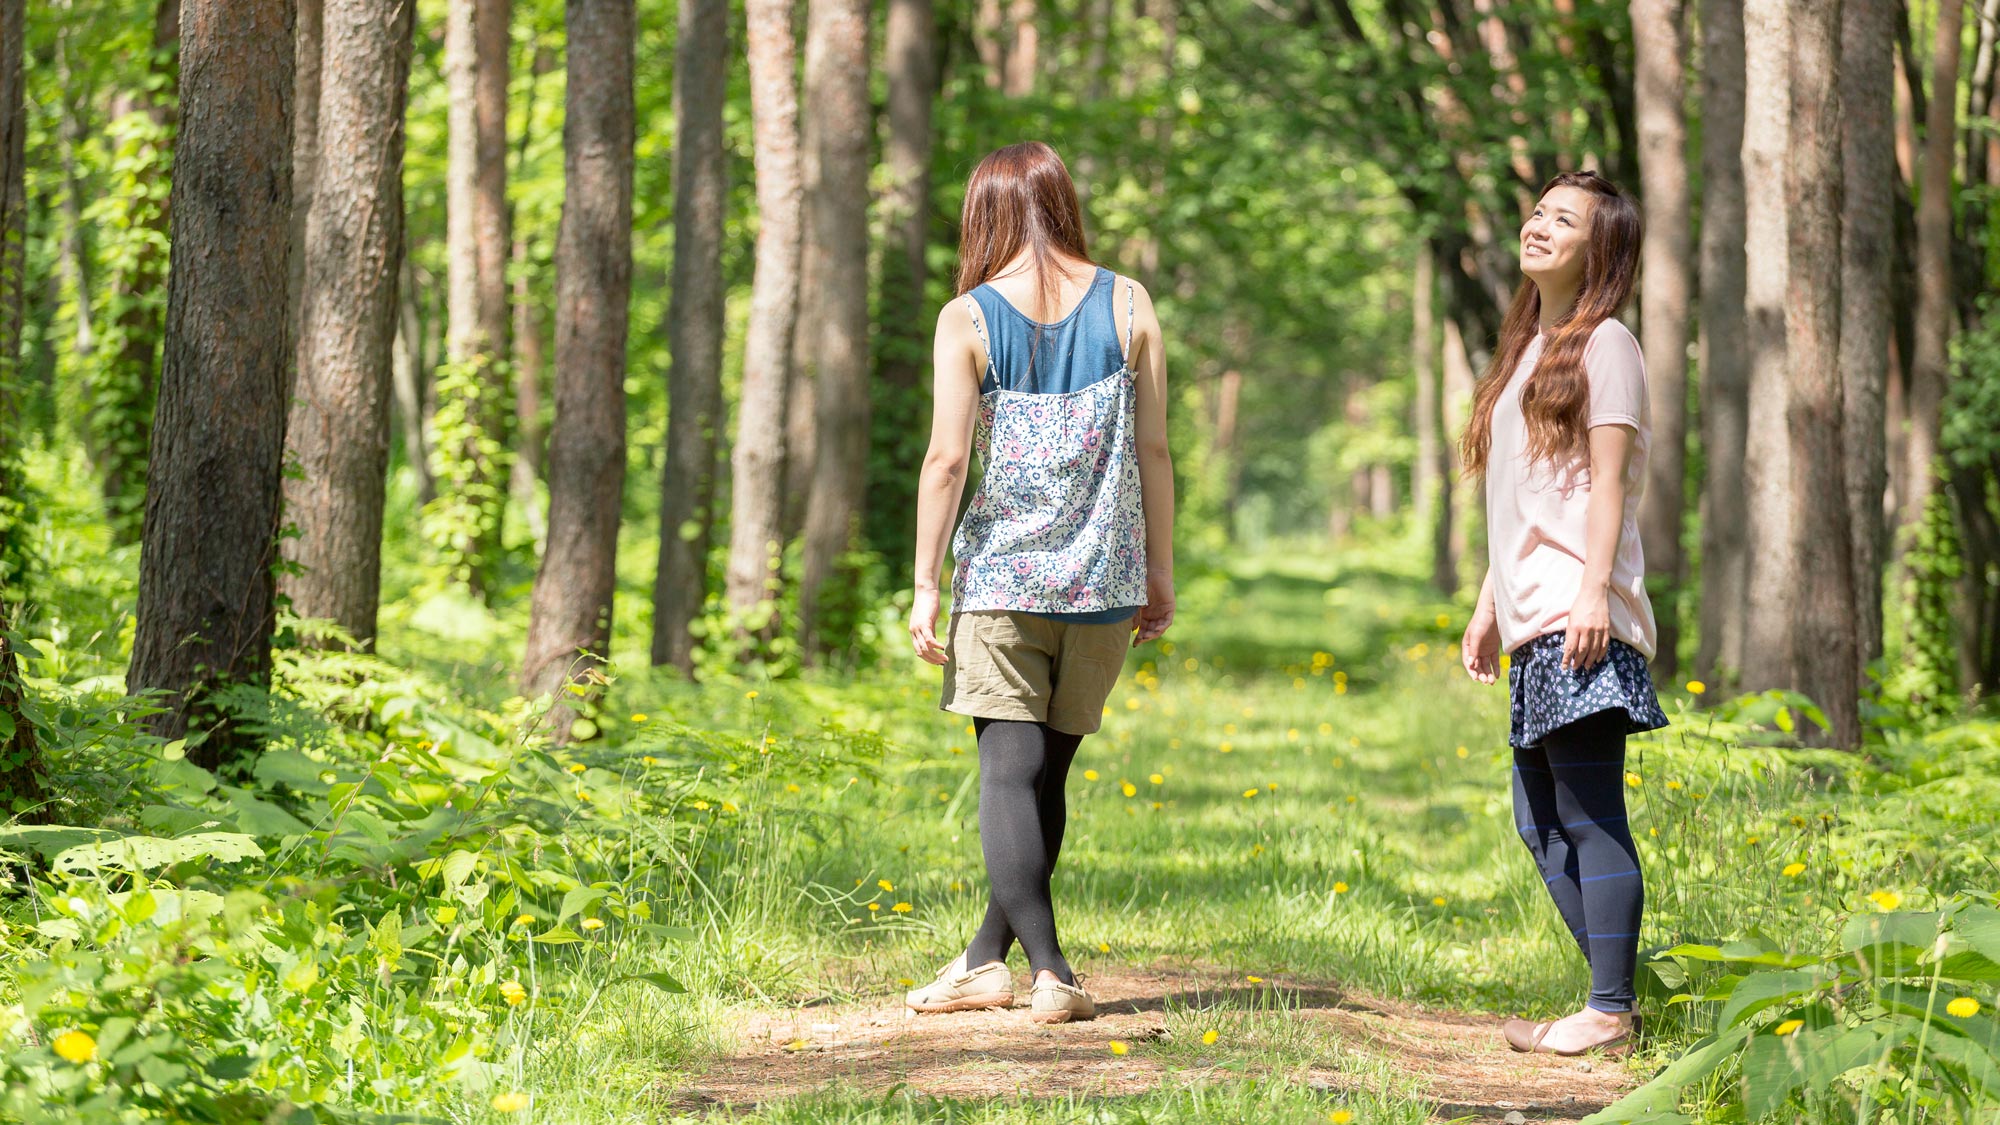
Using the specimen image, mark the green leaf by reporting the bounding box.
[53,831,262,873]
[1920,1029,2000,1098]
[611,971,686,994]
[441,849,479,889]
[1660,943,1726,963]
[1719,969,1827,1029]
[532,927,584,944]
[1583,1026,1751,1123]
[1841,911,1942,954]
[1742,1021,1895,1119]
[558,885,610,923]
[1952,905,2000,964]
[638,923,696,942]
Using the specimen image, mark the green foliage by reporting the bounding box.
[1885,493,1964,717]
[422,355,515,596]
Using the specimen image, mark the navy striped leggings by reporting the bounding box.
[1511,708,1644,1013]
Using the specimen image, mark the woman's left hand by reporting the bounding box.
[1562,588,1612,671]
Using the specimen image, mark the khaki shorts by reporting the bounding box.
[940,610,1133,735]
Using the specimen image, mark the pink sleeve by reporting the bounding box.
[1585,322,1646,429]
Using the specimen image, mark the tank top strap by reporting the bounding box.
[960,292,994,376]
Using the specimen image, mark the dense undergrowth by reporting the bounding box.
[2,454,1998,1124]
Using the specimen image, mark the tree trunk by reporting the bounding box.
[1783,0,1857,747]
[796,0,871,653]
[1737,0,1793,691]
[288,0,320,394]
[393,248,436,501]
[1414,250,1453,595]
[1215,368,1243,512]
[441,0,511,595]
[725,0,803,630]
[1003,0,1036,96]
[129,0,296,772]
[278,0,413,647]
[521,0,632,738]
[651,0,728,673]
[878,0,935,392]
[509,43,554,546]
[1695,0,1749,686]
[1840,0,1894,684]
[1631,0,1691,681]
[1903,0,1963,529]
[1443,310,1479,583]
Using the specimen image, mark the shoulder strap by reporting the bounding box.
[1120,278,1135,364]
[961,292,993,375]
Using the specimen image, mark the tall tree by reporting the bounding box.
[724,0,804,630]
[877,0,935,392]
[1784,0,1857,746]
[1737,0,1793,691]
[1,0,48,818]
[1840,0,1894,680]
[521,0,633,735]
[508,42,556,545]
[651,0,727,673]
[1904,0,1963,527]
[795,0,872,652]
[1695,0,1749,686]
[278,0,414,646]
[1003,0,1037,96]
[129,0,296,771]
[288,0,321,394]
[1631,0,1692,679]
[438,0,511,595]
[1414,249,1453,595]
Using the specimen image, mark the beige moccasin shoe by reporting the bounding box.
[1028,976,1097,1024]
[905,956,1014,1013]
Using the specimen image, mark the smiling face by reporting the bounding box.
[1519,185,1595,287]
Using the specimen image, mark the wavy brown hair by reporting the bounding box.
[1460,172,1643,476]
[956,143,1096,383]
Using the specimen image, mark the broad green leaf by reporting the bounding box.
[1584,1027,1750,1123]
[1660,943,1726,963]
[1841,911,1942,954]
[559,885,610,922]
[1920,1030,2000,1098]
[611,971,687,994]
[441,849,478,889]
[53,831,262,873]
[532,927,584,944]
[1719,969,1828,1030]
[1953,905,2000,965]
[1742,1021,1890,1119]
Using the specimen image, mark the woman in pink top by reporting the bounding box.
[1458,172,1668,1056]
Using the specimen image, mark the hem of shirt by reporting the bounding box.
[1588,412,1642,428]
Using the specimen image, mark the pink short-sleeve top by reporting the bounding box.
[1485,318,1659,660]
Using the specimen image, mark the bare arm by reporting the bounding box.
[908,301,984,665]
[1129,282,1175,644]
[1562,424,1635,671]
[1462,568,1500,684]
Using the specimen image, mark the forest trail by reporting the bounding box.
[682,965,1634,1123]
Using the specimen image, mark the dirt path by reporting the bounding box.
[683,966,1634,1122]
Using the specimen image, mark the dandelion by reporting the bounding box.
[1220,742,1234,753]
[631,713,649,722]
[491,1092,531,1113]
[892,902,912,913]
[1456,746,1469,759]
[1318,722,1333,735]
[897,977,915,987]
[786,782,801,793]
[1267,782,1279,792]
[1625,772,1643,788]
[1436,612,1451,629]
[951,880,964,892]
[51,1031,94,1064]
[1246,975,1264,984]
[1867,890,1903,912]
[1665,780,1682,790]
[1121,781,1138,798]
[879,879,894,892]
[1084,769,1100,781]
[1109,1040,1129,1055]
[1782,862,1806,877]
[1243,788,1259,799]
[499,980,528,1006]
[1331,1113,1355,1125]
[1947,997,1981,1018]
[1334,882,1350,894]
[746,690,759,699]
[1202,1029,1220,1045]
[1149,773,1164,785]
[1098,942,1111,953]
[1773,1019,1804,1036]
[1686,680,1707,695]
[582,917,608,932]
[1345,794,1358,804]
[567,763,586,774]
[1432,896,1448,907]
[1791,815,1807,827]
[1126,698,1141,710]
[513,913,535,926]
[867,903,881,912]
[1746,835,1760,845]
[642,755,659,766]
[691,799,710,810]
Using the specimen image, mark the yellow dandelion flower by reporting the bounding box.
[580,917,606,931]
[1202,1029,1220,1045]
[897,977,915,987]
[1625,772,1642,787]
[1084,769,1100,781]
[1267,782,1278,791]
[1109,1040,1129,1055]
[1318,722,1333,735]
[1151,801,1163,809]
[1331,1113,1355,1125]
[1746,835,1760,845]
[786,782,801,793]
[1121,781,1138,797]
[631,713,648,722]
[1665,779,1682,790]
[1334,881,1350,894]
[892,902,912,913]
[1436,613,1452,629]
[1773,1019,1804,1036]
[567,763,586,774]
[1345,794,1358,803]
[951,880,964,892]
[1220,742,1234,753]
[1246,975,1264,983]
[1335,682,1348,695]
[1243,788,1259,799]
[867,903,881,912]
[513,913,535,926]
[642,755,659,766]
[878,879,894,892]
[1126,697,1140,710]
[691,799,709,810]
[1791,815,1807,827]
[1867,890,1903,912]
[746,690,759,699]
[491,1092,531,1113]
[1947,997,1981,1018]
[1149,773,1164,785]
[1456,746,1469,759]
[1686,680,1706,695]
[51,1031,94,1064]
[1433,896,1448,907]
[1650,827,1659,837]
[1782,862,1806,877]
[1098,942,1111,953]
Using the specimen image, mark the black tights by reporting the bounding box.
[962,717,1082,985]
[1511,708,1645,1013]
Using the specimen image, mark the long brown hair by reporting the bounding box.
[1460,172,1643,476]
[955,141,1094,315]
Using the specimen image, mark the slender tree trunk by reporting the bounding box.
[1695,0,1749,686]
[278,0,413,647]
[1841,0,1894,683]
[288,0,321,395]
[1904,0,1963,529]
[508,44,554,545]
[1631,0,1691,680]
[796,0,871,653]
[878,0,935,392]
[1784,0,1857,747]
[1215,368,1243,512]
[1443,310,1479,584]
[521,0,632,738]
[651,0,728,673]
[974,0,1005,86]
[129,0,296,771]
[1003,0,1036,96]
[1737,0,1793,691]
[441,0,511,595]
[393,248,437,501]
[1,0,48,819]
[726,0,803,630]
[1414,250,1453,594]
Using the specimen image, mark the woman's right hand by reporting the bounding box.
[909,588,947,666]
[1461,608,1501,685]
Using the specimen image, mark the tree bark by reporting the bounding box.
[129,0,296,771]
[878,0,935,392]
[278,0,413,647]
[651,0,728,673]
[521,0,632,737]
[509,43,554,545]
[1443,309,1479,581]
[796,0,872,653]
[1003,0,1037,96]
[1840,0,1894,683]
[1784,0,1857,747]
[1737,0,1793,691]
[288,0,321,395]
[1904,0,1963,528]
[725,0,804,630]
[393,248,436,501]
[442,0,511,594]
[1631,0,1692,680]
[1414,250,1454,595]
[1695,0,1749,686]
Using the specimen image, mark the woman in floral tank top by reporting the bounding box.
[905,142,1176,1024]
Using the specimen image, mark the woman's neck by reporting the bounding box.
[1534,277,1579,332]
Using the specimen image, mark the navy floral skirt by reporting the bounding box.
[1508,631,1670,750]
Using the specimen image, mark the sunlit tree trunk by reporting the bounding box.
[726,0,803,630]
[1443,311,1479,586]
[1002,0,1036,96]
[878,0,934,393]
[129,0,296,771]
[1903,0,1962,530]
[652,0,728,673]
[509,43,555,544]
[278,0,414,646]
[521,0,632,739]
[288,0,319,394]
[1695,0,1748,686]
